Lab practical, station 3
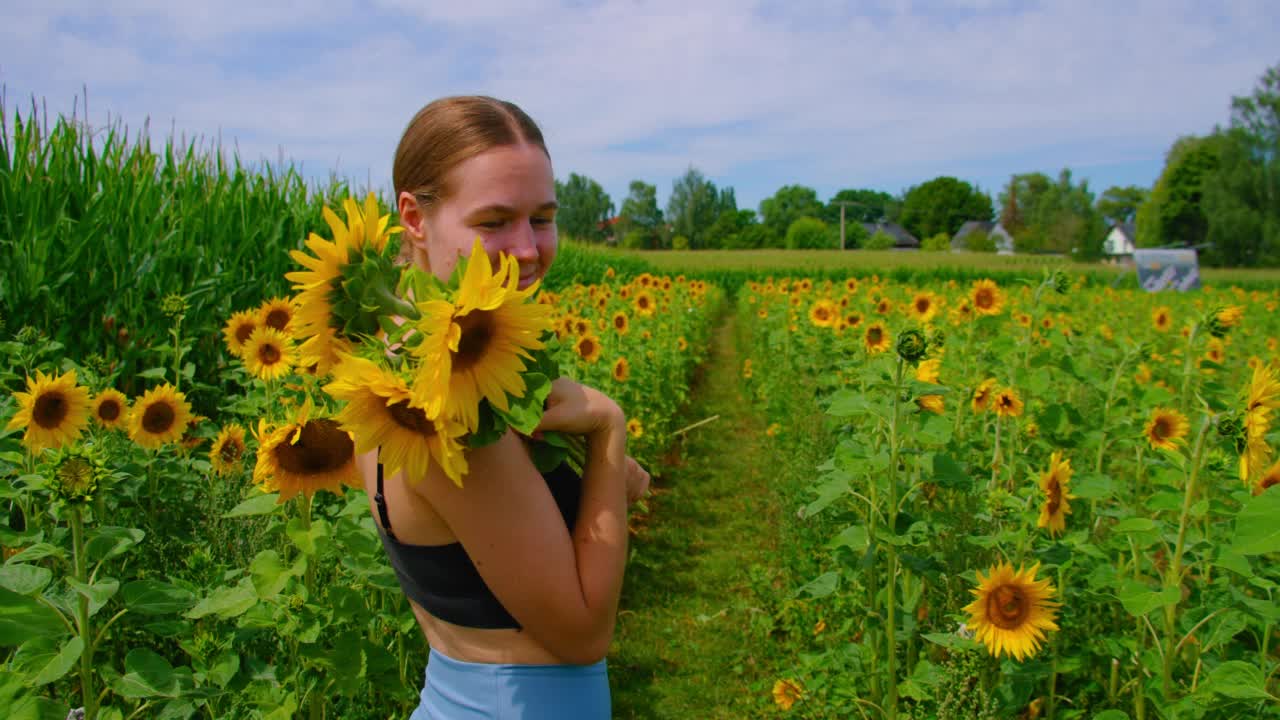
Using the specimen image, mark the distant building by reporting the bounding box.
[1104,222,1137,256]
[859,222,920,250]
[598,216,622,245]
[952,221,1015,254]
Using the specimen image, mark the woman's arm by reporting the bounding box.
[410,381,630,665]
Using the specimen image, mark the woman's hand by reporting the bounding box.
[624,456,650,505]
[534,377,624,439]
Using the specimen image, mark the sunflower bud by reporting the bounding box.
[1051,269,1070,295]
[929,328,946,352]
[48,447,105,505]
[1204,305,1244,339]
[896,329,929,364]
[16,326,41,345]
[1217,412,1247,454]
[161,293,189,320]
[332,247,419,338]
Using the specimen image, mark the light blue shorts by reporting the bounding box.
[409,648,610,719]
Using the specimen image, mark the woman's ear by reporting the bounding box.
[397,191,427,245]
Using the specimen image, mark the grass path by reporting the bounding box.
[608,310,827,718]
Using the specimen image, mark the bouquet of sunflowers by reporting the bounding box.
[225,193,576,500]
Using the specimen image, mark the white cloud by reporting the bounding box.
[2,0,1276,210]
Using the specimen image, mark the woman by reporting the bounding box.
[356,96,650,719]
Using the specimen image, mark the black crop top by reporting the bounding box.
[373,461,582,629]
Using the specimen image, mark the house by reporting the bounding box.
[951,221,1015,254]
[860,222,920,249]
[1104,222,1137,256]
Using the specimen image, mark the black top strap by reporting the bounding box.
[374,462,398,542]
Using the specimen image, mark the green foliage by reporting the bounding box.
[1097,184,1149,225]
[1000,169,1106,257]
[864,229,897,250]
[759,185,824,246]
[963,230,998,253]
[921,233,952,251]
[705,209,761,249]
[784,216,834,249]
[822,188,899,227]
[554,172,614,243]
[671,234,690,250]
[899,176,994,240]
[1137,135,1224,249]
[616,180,665,249]
[666,166,727,249]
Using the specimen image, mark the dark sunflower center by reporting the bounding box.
[916,299,930,313]
[975,289,994,309]
[454,311,495,373]
[258,343,282,365]
[235,322,256,344]
[1153,417,1172,440]
[639,297,651,309]
[578,338,597,358]
[274,419,354,475]
[33,392,69,429]
[265,309,291,331]
[220,438,245,463]
[142,402,176,435]
[97,399,121,422]
[614,316,626,330]
[815,307,831,321]
[1262,473,1280,491]
[987,585,1030,630]
[868,328,882,344]
[387,400,438,438]
[1045,478,1061,513]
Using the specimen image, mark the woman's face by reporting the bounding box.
[399,143,558,291]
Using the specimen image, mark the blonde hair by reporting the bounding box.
[393,96,549,262]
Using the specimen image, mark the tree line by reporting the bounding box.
[555,62,1280,266]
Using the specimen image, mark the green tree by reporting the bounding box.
[963,229,997,253]
[1136,135,1224,249]
[784,216,834,249]
[921,232,951,251]
[704,208,760,249]
[999,170,1105,256]
[863,229,896,250]
[821,188,897,226]
[666,167,720,249]
[617,180,665,249]
[898,177,993,240]
[999,180,1025,238]
[1203,62,1280,266]
[555,173,614,242]
[759,185,823,248]
[1096,185,1149,225]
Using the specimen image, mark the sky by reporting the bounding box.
[2,1,1278,215]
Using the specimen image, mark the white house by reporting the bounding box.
[1104,222,1137,256]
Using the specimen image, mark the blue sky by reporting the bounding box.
[3,1,1277,215]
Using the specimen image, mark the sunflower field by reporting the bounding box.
[739,272,1280,718]
[0,192,721,719]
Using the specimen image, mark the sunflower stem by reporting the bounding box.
[70,505,97,720]
[1178,323,1200,414]
[883,357,904,720]
[1161,413,1211,700]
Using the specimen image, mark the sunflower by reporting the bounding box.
[223,310,259,357]
[411,240,554,433]
[971,279,1005,316]
[1037,451,1074,537]
[210,424,248,477]
[611,311,629,335]
[909,291,940,324]
[993,388,1024,418]
[1254,460,1280,495]
[875,298,893,316]
[972,378,998,413]
[326,356,468,486]
[128,383,194,450]
[915,358,944,414]
[91,388,129,430]
[6,369,92,452]
[844,277,859,293]
[743,359,754,379]
[1134,363,1153,385]
[864,322,890,354]
[627,418,644,438]
[634,291,656,317]
[1152,306,1172,332]
[574,317,592,337]
[253,408,362,502]
[286,194,400,375]
[575,335,603,364]
[808,299,838,328]
[772,678,804,711]
[243,327,297,381]
[963,561,1060,661]
[258,296,297,333]
[844,312,864,329]
[1144,407,1189,451]
[1016,312,1032,328]
[612,357,631,383]
[677,337,688,352]
[757,308,769,320]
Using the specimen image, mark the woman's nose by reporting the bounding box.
[504,221,540,261]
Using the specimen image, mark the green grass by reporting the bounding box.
[609,309,836,718]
